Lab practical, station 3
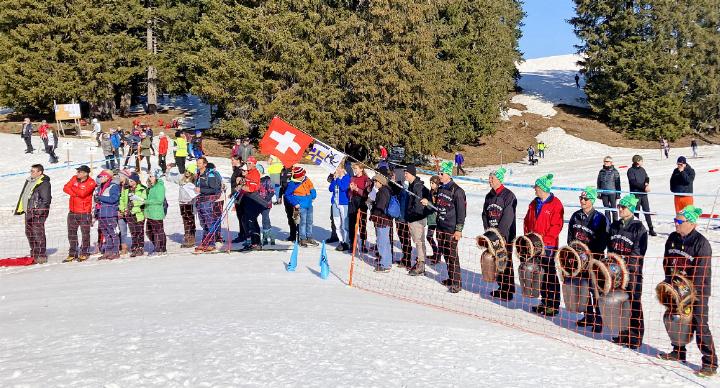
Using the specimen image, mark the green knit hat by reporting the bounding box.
[440,160,453,175]
[580,186,598,203]
[619,194,639,213]
[491,167,507,183]
[534,173,554,193]
[679,205,703,224]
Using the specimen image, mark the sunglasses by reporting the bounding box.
[579,196,590,202]
[674,218,686,225]
[617,205,627,210]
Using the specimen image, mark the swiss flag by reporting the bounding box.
[260,116,314,167]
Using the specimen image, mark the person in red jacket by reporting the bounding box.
[523,173,564,316]
[63,165,97,262]
[158,131,169,173]
[238,156,263,249]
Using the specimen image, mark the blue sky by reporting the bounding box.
[519,0,581,59]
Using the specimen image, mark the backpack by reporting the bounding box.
[386,195,402,219]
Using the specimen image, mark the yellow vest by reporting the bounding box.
[268,156,283,174]
[174,137,188,157]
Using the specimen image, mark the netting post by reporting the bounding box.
[348,210,362,287]
[705,186,720,232]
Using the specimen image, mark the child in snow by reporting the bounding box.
[284,166,317,247]
[101,133,115,170]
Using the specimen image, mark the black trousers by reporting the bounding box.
[633,194,654,231]
[23,136,33,152]
[348,206,367,248]
[600,194,618,223]
[159,154,167,173]
[145,219,166,253]
[180,204,196,239]
[67,212,92,257]
[123,147,137,167]
[235,203,246,240]
[438,228,461,287]
[624,272,645,344]
[25,210,48,258]
[540,248,560,309]
[496,261,516,294]
[396,220,412,261]
[284,199,297,240]
[128,217,145,253]
[175,156,186,174]
[675,297,718,368]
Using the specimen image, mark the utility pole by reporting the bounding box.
[146,18,157,114]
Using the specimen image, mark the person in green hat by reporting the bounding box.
[566,186,608,332]
[523,173,564,316]
[482,167,517,301]
[658,205,717,377]
[607,193,647,349]
[430,159,467,293]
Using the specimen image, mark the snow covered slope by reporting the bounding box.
[0,130,719,386]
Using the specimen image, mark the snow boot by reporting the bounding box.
[63,256,76,263]
[262,229,275,245]
[657,347,687,363]
[408,261,425,276]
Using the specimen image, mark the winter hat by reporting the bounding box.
[186,162,197,175]
[679,205,703,224]
[195,130,202,136]
[534,173,554,193]
[247,156,258,164]
[440,160,453,175]
[120,169,133,178]
[677,156,687,164]
[491,167,507,183]
[159,131,165,137]
[632,155,643,164]
[97,169,113,180]
[373,173,388,186]
[619,194,639,213]
[405,164,417,176]
[291,166,306,182]
[580,186,598,204]
[129,172,141,184]
[76,165,91,174]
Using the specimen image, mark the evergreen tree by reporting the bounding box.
[572,0,719,139]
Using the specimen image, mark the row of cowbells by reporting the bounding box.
[477,233,698,342]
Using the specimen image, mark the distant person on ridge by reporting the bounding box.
[537,141,546,158]
[691,138,699,158]
[575,73,580,88]
[21,117,34,153]
[454,151,466,175]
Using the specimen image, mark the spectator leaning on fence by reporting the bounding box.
[659,205,717,377]
[482,167,517,301]
[15,164,51,263]
[63,165,97,263]
[433,160,467,294]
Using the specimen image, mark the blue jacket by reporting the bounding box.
[110,133,121,149]
[196,168,222,202]
[329,174,351,206]
[285,179,317,209]
[455,153,464,165]
[95,182,120,218]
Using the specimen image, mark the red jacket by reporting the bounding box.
[244,168,261,193]
[523,194,564,248]
[63,176,97,214]
[38,124,50,139]
[158,137,168,155]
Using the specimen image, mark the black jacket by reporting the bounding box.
[670,165,695,194]
[435,180,467,232]
[279,168,291,198]
[405,177,432,223]
[230,166,245,203]
[15,175,52,215]
[608,217,648,275]
[627,165,649,194]
[567,208,608,254]
[482,186,517,242]
[195,167,222,201]
[597,166,621,196]
[370,185,392,228]
[663,229,712,299]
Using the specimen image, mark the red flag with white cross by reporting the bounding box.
[259,116,314,167]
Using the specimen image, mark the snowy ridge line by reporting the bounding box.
[416,167,720,198]
[348,221,720,379]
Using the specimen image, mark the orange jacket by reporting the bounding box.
[64,176,97,214]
